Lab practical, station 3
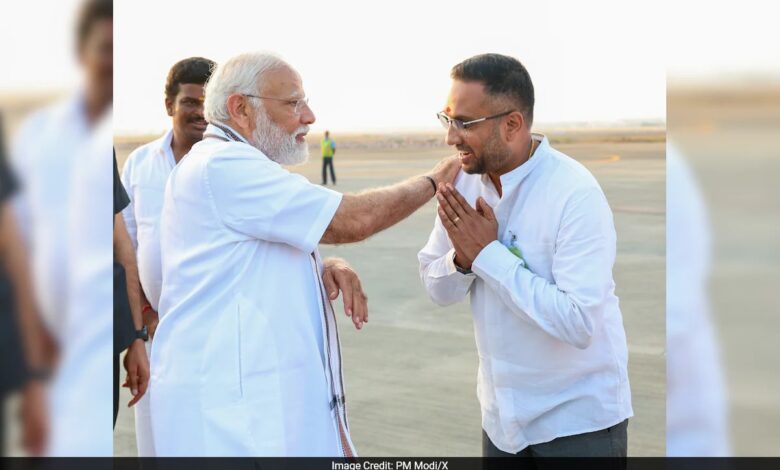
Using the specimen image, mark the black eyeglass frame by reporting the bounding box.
[436,109,516,130]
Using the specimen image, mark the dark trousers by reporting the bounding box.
[322,157,336,185]
[482,419,628,462]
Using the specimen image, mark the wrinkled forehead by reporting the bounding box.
[259,65,304,98]
[445,79,493,119]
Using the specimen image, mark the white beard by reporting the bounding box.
[250,108,309,166]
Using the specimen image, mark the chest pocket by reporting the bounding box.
[501,224,556,282]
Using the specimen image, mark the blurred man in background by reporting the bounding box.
[321,129,337,185]
[120,56,215,456]
[666,140,730,455]
[11,0,112,359]
[9,0,116,455]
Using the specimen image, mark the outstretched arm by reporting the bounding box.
[321,156,460,244]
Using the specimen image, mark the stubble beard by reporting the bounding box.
[461,125,511,175]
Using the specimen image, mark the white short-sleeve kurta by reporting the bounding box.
[10,93,89,341]
[150,124,349,456]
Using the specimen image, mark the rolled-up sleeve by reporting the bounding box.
[471,187,616,349]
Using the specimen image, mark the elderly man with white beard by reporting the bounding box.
[149,51,460,457]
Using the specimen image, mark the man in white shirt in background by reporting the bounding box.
[11,0,113,355]
[419,53,633,458]
[120,56,215,456]
[150,51,459,456]
[10,0,121,455]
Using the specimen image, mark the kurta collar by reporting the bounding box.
[154,129,176,168]
[206,121,251,145]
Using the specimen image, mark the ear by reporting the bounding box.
[504,111,525,141]
[165,97,174,117]
[226,94,252,130]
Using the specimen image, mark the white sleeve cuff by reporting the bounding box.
[472,240,525,285]
[445,248,476,277]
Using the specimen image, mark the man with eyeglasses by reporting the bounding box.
[149,51,459,456]
[418,53,632,458]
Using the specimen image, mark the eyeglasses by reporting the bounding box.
[243,94,310,114]
[436,110,515,130]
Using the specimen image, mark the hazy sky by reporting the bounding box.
[113,0,668,134]
[0,1,81,92]
[4,1,778,134]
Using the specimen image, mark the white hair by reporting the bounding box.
[203,51,289,123]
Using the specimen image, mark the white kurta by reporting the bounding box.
[419,135,633,453]
[10,93,89,342]
[10,93,111,455]
[48,111,113,456]
[120,129,177,457]
[150,123,354,456]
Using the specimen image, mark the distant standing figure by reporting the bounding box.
[321,130,336,185]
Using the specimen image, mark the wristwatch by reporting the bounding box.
[135,325,149,342]
[453,252,473,275]
[28,367,52,382]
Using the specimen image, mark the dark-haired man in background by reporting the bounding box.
[10,0,114,454]
[120,56,215,456]
[11,0,112,356]
[419,53,633,458]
